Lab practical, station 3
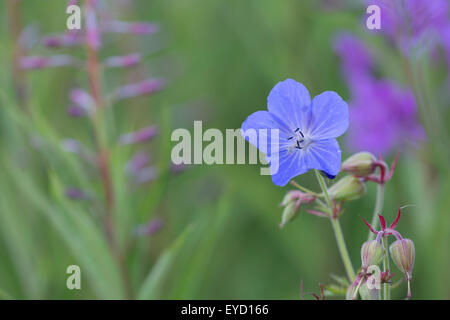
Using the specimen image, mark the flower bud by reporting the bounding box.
[279,202,297,228]
[279,190,315,228]
[341,152,377,176]
[328,176,366,201]
[389,238,415,280]
[361,240,383,268]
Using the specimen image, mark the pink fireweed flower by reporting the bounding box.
[126,151,149,173]
[113,78,165,100]
[42,33,82,48]
[118,125,159,145]
[368,0,450,55]
[66,187,90,200]
[67,105,87,117]
[134,218,164,237]
[70,88,95,113]
[103,21,159,35]
[85,0,101,50]
[20,55,79,69]
[103,53,141,68]
[334,33,425,155]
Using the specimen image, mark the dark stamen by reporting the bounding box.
[299,131,304,138]
[295,128,300,132]
[287,136,293,140]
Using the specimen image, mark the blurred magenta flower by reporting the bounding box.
[85,0,101,50]
[241,79,349,186]
[70,88,95,113]
[42,33,81,48]
[113,78,165,100]
[134,218,163,237]
[118,125,158,145]
[66,187,90,200]
[348,79,424,155]
[334,33,425,155]
[369,0,450,55]
[20,55,79,69]
[104,53,141,68]
[334,32,373,82]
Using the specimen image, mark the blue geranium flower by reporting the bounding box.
[241,79,349,186]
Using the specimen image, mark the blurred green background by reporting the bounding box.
[0,0,449,299]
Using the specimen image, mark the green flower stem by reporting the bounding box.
[314,170,356,282]
[368,183,385,241]
[290,180,321,197]
[382,237,391,300]
[383,238,391,300]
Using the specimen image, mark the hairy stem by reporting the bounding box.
[368,183,385,241]
[315,170,356,282]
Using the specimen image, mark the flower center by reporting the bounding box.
[287,128,310,151]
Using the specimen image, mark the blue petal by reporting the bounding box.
[241,110,290,154]
[308,91,349,139]
[267,79,312,133]
[270,138,342,186]
[270,149,309,186]
[305,138,342,177]
[321,171,336,180]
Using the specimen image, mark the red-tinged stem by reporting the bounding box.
[84,5,133,298]
[6,0,29,110]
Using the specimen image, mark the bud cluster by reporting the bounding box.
[278,151,398,226]
[351,208,415,300]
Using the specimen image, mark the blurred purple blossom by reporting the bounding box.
[85,0,101,50]
[369,0,450,55]
[43,33,82,48]
[334,33,373,83]
[113,78,165,100]
[20,55,79,69]
[133,218,163,237]
[70,88,95,113]
[126,151,149,173]
[62,139,96,164]
[125,151,159,184]
[118,125,159,145]
[18,24,40,51]
[334,33,425,155]
[170,163,188,174]
[62,139,82,154]
[347,79,425,155]
[67,105,87,117]
[104,53,141,68]
[134,167,158,184]
[66,187,90,200]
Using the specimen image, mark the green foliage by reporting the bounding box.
[0,0,449,299]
